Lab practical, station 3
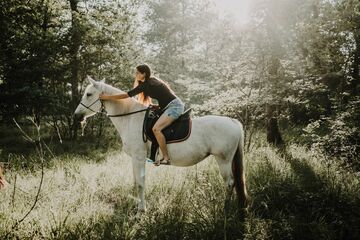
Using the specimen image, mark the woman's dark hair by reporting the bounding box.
[136,64,151,81]
[133,64,152,105]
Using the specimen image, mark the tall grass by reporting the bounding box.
[0,137,359,239]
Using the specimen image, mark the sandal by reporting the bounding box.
[160,158,171,165]
[154,158,171,166]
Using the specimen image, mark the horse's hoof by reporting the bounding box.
[137,206,147,214]
[134,209,145,219]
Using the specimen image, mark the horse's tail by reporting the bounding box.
[232,120,248,208]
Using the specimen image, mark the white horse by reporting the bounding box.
[74,76,248,211]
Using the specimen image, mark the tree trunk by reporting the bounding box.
[33,0,51,127]
[266,105,284,148]
[350,33,360,94]
[180,0,186,71]
[69,0,81,139]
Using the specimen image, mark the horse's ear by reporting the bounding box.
[100,78,106,83]
[87,75,96,85]
[87,75,102,90]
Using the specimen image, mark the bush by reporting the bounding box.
[303,96,360,170]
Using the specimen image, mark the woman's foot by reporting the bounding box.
[154,158,171,166]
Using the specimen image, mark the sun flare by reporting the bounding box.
[213,0,250,25]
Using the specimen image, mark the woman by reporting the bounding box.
[99,64,185,166]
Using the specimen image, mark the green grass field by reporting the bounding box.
[0,136,359,239]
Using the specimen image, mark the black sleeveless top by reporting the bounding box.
[127,77,176,109]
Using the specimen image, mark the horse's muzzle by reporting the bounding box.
[73,113,84,122]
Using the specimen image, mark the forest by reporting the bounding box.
[0,0,359,239]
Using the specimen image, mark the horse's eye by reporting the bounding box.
[87,93,92,97]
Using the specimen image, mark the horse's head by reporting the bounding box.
[73,76,105,123]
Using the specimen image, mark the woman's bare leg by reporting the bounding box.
[152,113,176,165]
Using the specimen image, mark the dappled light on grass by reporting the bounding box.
[1,141,359,239]
[0,148,246,239]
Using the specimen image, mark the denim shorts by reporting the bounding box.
[163,98,185,119]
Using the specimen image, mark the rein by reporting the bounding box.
[107,108,149,117]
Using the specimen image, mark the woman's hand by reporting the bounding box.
[99,93,110,100]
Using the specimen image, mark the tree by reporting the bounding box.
[0,0,142,140]
[0,0,64,124]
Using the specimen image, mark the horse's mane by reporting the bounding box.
[99,82,145,106]
[100,82,125,95]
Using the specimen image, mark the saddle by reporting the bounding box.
[142,105,192,161]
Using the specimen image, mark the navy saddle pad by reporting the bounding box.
[142,106,192,161]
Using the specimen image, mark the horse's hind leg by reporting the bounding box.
[215,156,234,213]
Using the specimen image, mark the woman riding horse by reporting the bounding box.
[99,64,185,166]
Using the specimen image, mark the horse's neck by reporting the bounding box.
[102,83,146,140]
[102,84,145,114]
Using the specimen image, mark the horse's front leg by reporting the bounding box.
[131,155,147,212]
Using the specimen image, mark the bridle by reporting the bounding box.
[79,96,167,143]
[79,98,149,117]
[80,98,106,114]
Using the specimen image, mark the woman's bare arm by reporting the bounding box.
[99,93,129,100]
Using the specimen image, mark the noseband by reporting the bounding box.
[80,98,106,114]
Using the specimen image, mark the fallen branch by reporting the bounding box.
[3,117,45,238]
